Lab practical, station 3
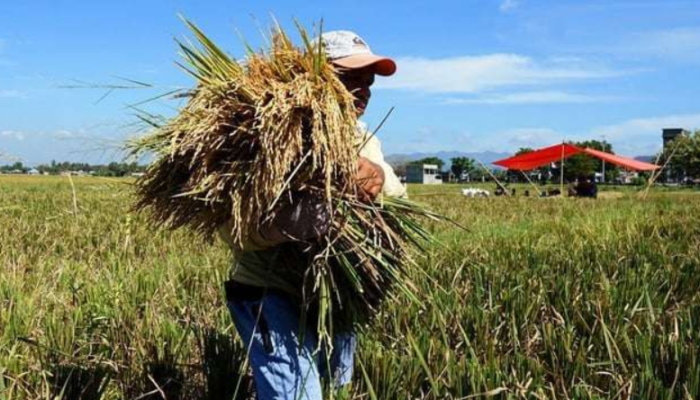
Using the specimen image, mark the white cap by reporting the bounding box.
[316,30,396,76]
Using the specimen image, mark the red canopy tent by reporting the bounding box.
[492,143,659,194]
[577,147,660,171]
[493,143,659,172]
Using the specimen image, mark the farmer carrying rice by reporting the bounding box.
[220,31,406,399]
[133,20,439,399]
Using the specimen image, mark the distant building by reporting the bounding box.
[662,128,689,150]
[28,168,40,175]
[441,171,456,183]
[662,128,690,183]
[406,164,443,184]
[616,170,639,184]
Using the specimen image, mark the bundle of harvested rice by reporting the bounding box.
[130,19,446,340]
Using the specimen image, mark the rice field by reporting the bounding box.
[2,175,700,399]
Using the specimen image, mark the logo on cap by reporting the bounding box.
[352,36,368,50]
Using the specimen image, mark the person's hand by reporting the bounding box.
[259,192,331,245]
[356,157,385,201]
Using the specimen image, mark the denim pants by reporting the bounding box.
[226,284,357,400]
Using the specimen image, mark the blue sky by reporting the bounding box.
[1,0,700,165]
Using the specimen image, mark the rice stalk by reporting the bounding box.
[129,19,446,343]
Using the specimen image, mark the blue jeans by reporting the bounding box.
[227,289,357,400]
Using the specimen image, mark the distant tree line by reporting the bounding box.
[659,130,700,183]
[389,140,632,185]
[0,162,28,173]
[0,160,147,177]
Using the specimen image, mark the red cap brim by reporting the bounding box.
[332,54,397,76]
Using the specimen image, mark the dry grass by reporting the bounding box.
[131,19,357,243]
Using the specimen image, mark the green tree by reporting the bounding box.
[411,157,444,171]
[661,130,700,182]
[563,140,617,182]
[450,157,475,180]
[0,161,26,173]
[32,161,147,176]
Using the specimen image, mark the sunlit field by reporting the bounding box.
[2,176,700,399]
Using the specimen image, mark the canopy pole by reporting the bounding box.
[560,142,565,195]
[520,170,542,197]
[601,160,606,184]
[475,158,509,196]
[641,138,681,200]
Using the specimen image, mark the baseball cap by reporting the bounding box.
[316,31,396,76]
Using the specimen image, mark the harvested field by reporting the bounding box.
[2,176,700,399]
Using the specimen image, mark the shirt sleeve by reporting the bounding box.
[359,135,408,199]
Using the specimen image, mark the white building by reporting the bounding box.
[406,164,443,184]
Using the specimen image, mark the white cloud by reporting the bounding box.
[385,112,699,157]
[629,27,700,62]
[500,0,520,13]
[391,127,564,154]
[0,130,26,141]
[53,130,75,139]
[496,128,564,150]
[0,90,25,99]
[591,112,700,156]
[444,91,616,105]
[454,127,563,153]
[0,129,77,142]
[488,114,700,156]
[611,27,700,64]
[375,54,620,93]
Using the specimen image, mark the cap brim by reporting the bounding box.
[332,54,397,76]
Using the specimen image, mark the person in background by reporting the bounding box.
[589,175,599,198]
[575,175,597,198]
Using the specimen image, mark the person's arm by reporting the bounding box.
[356,157,385,200]
[219,192,332,251]
[359,135,408,198]
[220,158,386,251]
[259,193,332,244]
